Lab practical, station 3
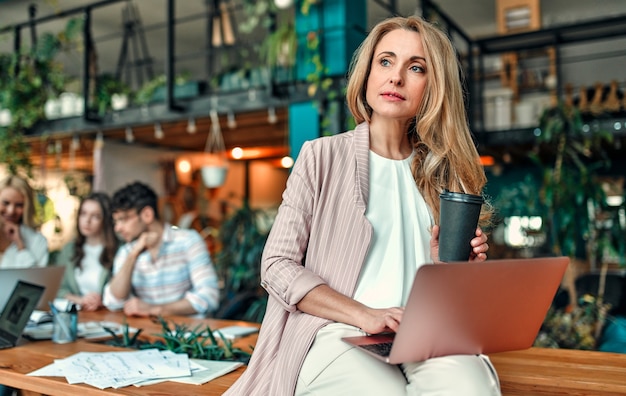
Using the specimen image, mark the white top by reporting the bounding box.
[353,151,433,308]
[0,225,49,268]
[75,244,105,295]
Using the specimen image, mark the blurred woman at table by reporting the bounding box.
[53,192,118,311]
[0,175,48,268]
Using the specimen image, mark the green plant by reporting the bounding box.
[94,73,131,115]
[103,318,144,348]
[214,202,271,322]
[142,317,251,363]
[133,73,189,105]
[534,294,611,350]
[531,103,615,260]
[260,23,297,68]
[526,103,625,350]
[0,18,82,176]
[298,3,343,136]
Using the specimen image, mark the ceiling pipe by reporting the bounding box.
[167,0,185,112]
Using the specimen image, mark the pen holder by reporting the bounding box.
[52,311,78,344]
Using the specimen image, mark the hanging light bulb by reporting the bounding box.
[187,117,197,134]
[227,111,237,129]
[54,140,62,169]
[125,126,134,143]
[71,135,80,150]
[154,122,164,139]
[69,135,79,171]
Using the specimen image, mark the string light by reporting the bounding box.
[187,117,197,134]
[268,107,277,124]
[154,122,164,139]
[227,111,237,129]
[125,126,134,143]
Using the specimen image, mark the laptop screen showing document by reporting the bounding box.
[0,280,45,349]
[342,256,569,364]
[0,266,65,311]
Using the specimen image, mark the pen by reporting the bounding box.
[49,301,72,340]
[48,301,60,316]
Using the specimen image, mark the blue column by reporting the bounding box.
[288,0,367,160]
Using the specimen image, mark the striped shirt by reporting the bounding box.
[103,224,219,315]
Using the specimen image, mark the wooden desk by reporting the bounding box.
[490,347,626,395]
[0,310,257,396]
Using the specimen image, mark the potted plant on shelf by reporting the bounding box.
[0,18,82,176]
[95,73,132,114]
[260,22,297,69]
[528,102,625,350]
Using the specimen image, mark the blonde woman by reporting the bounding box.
[226,16,497,396]
[0,175,48,268]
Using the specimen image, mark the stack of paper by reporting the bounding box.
[27,348,242,389]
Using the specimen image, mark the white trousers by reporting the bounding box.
[296,323,501,396]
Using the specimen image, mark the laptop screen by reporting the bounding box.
[0,266,65,311]
[0,281,45,344]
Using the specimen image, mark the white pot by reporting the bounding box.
[60,92,81,116]
[0,109,12,126]
[111,93,129,111]
[201,165,228,188]
[44,99,61,119]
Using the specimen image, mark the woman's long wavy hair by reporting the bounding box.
[0,175,38,228]
[73,192,118,270]
[346,15,492,227]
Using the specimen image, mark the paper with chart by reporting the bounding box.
[132,357,243,386]
[28,348,191,389]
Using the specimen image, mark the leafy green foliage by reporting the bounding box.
[0,18,83,176]
[103,318,144,348]
[260,23,297,68]
[94,73,132,115]
[102,317,251,363]
[216,203,270,296]
[214,202,271,322]
[535,294,610,350]
[142,317,251,363]
[133,73,189,105]
[530,103,614,259]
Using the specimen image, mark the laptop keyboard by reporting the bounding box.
[360,342,393,357]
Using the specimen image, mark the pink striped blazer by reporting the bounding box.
[225,122,375,395]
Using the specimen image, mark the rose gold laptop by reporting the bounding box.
[342,257,569,364]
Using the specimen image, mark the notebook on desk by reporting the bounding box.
[0,266,65,311]
[342,256,569,364]
[0,280,45,349]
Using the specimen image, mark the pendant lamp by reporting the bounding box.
[201,109,229,188]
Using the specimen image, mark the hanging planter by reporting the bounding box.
[201,109,228,188]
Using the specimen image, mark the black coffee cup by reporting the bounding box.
[438,190,484,262]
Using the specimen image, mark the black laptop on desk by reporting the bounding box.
[0,280,45,349]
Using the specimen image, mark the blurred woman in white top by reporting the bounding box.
[0,175,48,268]
[54,192,119,311]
